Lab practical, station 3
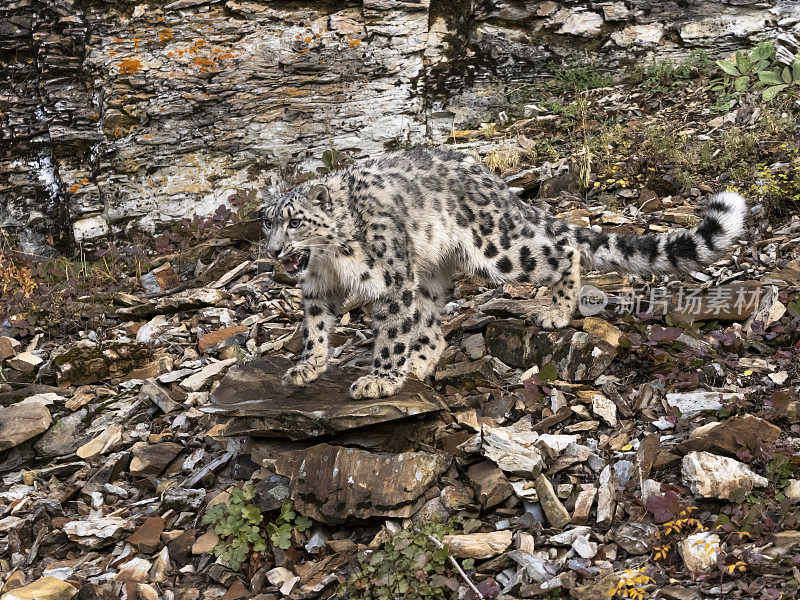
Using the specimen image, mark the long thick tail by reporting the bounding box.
[572,192,747,275]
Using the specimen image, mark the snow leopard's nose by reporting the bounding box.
[267,249,280,259]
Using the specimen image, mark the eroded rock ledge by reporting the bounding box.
[2,0,798,252]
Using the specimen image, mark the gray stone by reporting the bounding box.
[613,522,659,555]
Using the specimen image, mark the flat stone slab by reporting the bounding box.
[205,357,447,439]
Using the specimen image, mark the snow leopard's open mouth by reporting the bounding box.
[281,252,309,274]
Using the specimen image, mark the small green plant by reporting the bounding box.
[201,485,267,571]
[266,499,313,550]
[337,521,465,600]
[757,56,800,100]
[547,61,613,92]
[713,41,777,94]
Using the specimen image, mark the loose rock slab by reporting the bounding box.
[682,451,768,500]
[442,531,513,559]
[0,403,52,451]
[206,357,447,439]
[0,576,77,600]
[273,443,451,521]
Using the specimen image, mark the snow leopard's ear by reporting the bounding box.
[307,184,331,211]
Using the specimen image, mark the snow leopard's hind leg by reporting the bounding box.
[528,245,581,329]
[408,271,451,379]
[283,287,343,387]
[350,280,416,400]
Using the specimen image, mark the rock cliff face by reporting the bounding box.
[2,0,799,253]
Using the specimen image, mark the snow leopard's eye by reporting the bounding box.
[288,218,301,228]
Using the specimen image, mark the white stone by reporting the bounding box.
[680,13,768,42]
[556,10,603,37]
[537,433,579,453]
[599,2,629,21]
[64,516,129,547]
[665,392,733,417]
[785,479,800,501]
[679,532,720,575]
[19,393,65,406]
[571,535,597,559]
[7,352,43,373]
[179,358,237,391]
[72,215,110,242]
[591,394,617,427]
[682,451,768,500]
[266,567,295,588]
[548,526,592,546]
[596,465,615,526]
[460,420,543,477]
[611,24,664,47]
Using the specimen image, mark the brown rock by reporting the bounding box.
[168,529,196,566]
[572,485,597,525]
[0,577,77,600]
[1,571,26,594]
[466,461,513,508]
[7,351,43,373]
[434,357,497,390]
[192,530,219,555]
[581,317,623,347]
[535,474,571,529]
[140,262,179,294]
[675,415,781,457]
[123,352,173,382]
[0,337,18,361]
[442,531,513,559]
[52,342,152,385]
[763,258,800,287]
[274,443,451,522]
[221,581,249,600]
[199,326,249,352]
[0,403,52,451]
[126,517,165,554]
[129,442,183,476]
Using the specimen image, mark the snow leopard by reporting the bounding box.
[262,147,746,399]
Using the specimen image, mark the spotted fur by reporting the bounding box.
[263,148,746,399]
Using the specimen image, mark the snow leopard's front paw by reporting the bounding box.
[408,353,438,380]
[349,374,404,399]
[529,308,572,330]
[282,361,325,388]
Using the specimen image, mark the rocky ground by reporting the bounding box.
[1,72,800,600]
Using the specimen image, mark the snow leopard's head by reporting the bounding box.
[262,183,336,277]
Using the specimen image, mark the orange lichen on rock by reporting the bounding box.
[118,59,143,75]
